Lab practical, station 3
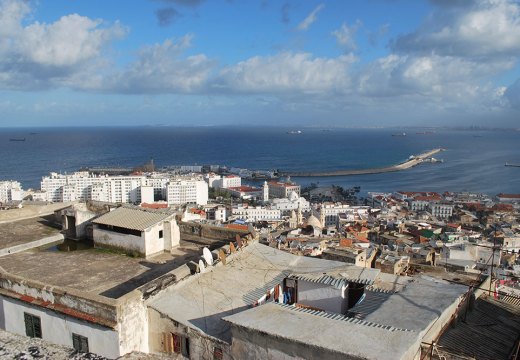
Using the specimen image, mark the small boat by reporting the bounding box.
[287,130,302,134]
[505,162,520,167]
[9,138,26,142]
[392,132,406,137]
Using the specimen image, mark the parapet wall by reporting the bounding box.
[0,271,119,328]
[179,222,248,241]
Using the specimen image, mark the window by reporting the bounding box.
[72,333,89,353]
[24,313,41,338]
[163,333,189,357]
[159,230,163,239]
[213,346,223,360]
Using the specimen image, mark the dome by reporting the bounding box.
[288,191,299,202]
[305,214,323,229]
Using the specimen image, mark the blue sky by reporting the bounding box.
[1,0,520,127]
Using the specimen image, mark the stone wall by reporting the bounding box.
[179,222,248,241]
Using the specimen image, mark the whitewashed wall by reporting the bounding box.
[297,280,346,314]
[94,228,145,256]
[0,296,120,359]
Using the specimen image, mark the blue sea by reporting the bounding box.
[1,126,519,196]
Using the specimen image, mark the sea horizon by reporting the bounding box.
[1,126,519,196]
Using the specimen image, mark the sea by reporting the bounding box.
[1,126,519,197]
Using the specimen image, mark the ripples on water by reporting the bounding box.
[0,126,519,195]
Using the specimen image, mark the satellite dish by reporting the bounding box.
[230,242,236,253]
[219,249,226,266]
[198,259,206,273]
[203,247,213,266]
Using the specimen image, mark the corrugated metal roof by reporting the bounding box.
[93,207,173,231]
[276,303,412,332]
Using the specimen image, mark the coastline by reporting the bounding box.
[284,148,444,177]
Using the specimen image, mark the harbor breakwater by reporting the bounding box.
[283,148,444,177]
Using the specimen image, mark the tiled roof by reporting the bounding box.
[93,206,173,231]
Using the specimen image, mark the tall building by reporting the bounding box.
[0,181,24,202]
[267,181,300,199]
[166,178,208,206]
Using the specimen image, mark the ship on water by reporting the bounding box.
[287,130,302,134]
[391,132,406,137]
[9,138,26,142]
[505,162,520,167]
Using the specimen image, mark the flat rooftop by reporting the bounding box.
[223,302,419,360]
[0,215,61,250]
[148,242,381,342]
[0,238,214,299]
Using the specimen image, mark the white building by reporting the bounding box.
[40,172,176,204]
[203,173,222,188]
[92,206,180,258]
[271,191,310,212]
[318,203,370,227]
[268,181,300,199]
[204,204,227,222]
[232,205,281,222]
[215,175,241,189]
[166,178,208,206]
[0,181,24,202]
[430,203,454,219]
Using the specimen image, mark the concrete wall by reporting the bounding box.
[117,295,149,355]
[179,222,248,241]
[94,227,145,256]
[148,308,231,360]
[0,234,64,257]
[297,280,346,314]
[229,325,357,360]
[143,223,165,257]
[0,296,120,359]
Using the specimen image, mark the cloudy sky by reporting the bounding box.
[1,0,520,127]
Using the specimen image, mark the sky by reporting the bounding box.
[1,0,520,127]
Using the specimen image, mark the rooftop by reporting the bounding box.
[0,215,60,250]
[437,295,520,360]
[0,237,212,300]
[148,242,381,342]
[223,302,419,360]
[92,206,175,231]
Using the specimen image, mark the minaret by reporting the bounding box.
[263,181,269,202]
[297,202,303,225]
[320,206,326,228]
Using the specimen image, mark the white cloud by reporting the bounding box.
[216,52,356,94]
[332,20,362,51]
[394,0,520,59]
[297,4,324,31]
[0,0,126,90]
[99,36,216,94]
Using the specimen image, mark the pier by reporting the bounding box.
[283,148,444,177]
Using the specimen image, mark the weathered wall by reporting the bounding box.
[148,308,231,360]
[179,222,248,241]
[0,233,64,257]
[0,273,118,325]
[229,325,360,360]
[117,294,149,355]
[93,227,145,256]
[143,223,165,257]
[297,280,346,314]
[0,296,120,359]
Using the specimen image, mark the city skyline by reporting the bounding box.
[1,0,520,127]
